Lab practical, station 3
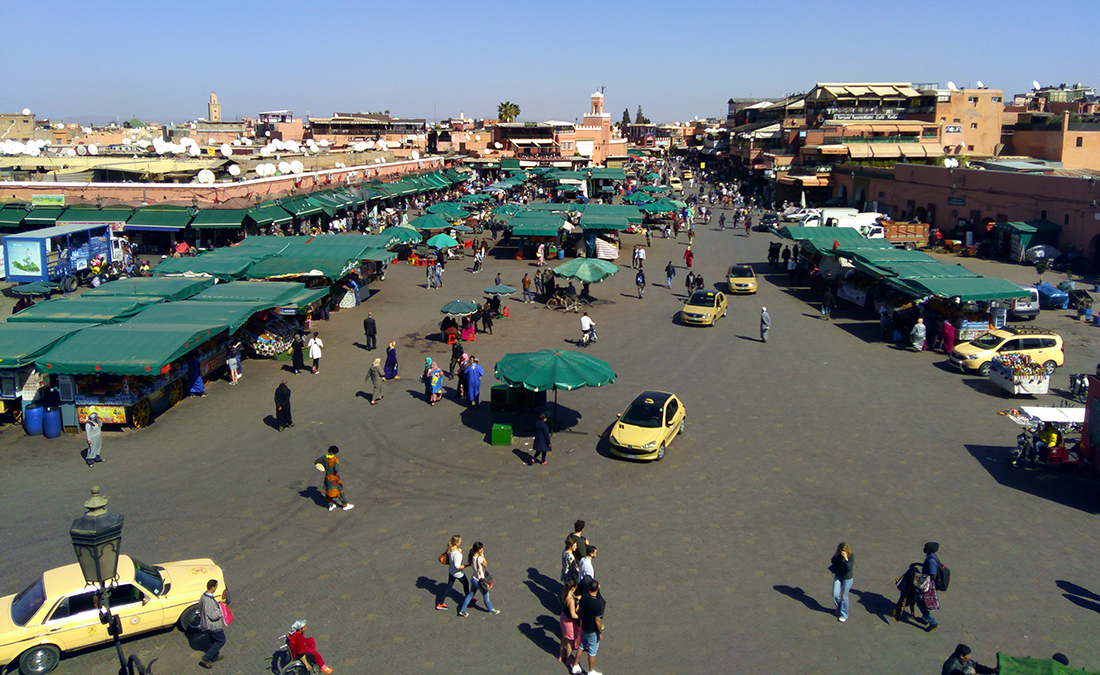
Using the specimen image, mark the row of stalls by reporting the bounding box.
[779,226,1030,341]
[501,204,643,260]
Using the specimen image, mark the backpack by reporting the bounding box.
[935,562,950,592]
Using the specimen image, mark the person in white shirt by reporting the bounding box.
[307,332,324,374]
[580,313,595,342]
[577,546,597,591]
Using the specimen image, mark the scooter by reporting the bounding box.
[1007,429,1033,468]
[581,328,598,348]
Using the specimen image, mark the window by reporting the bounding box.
[1021,338,1042,350]
[971,123,978,129]
[878,192,885,198]
[953,118,961,123]
[110,584,146,608]
[967,145,974,151]
[998,340,1021,352]
[48,590,99,621]
[968,96,978,103]
[1077,136,1084,148]
[1041,210,1047,220]
[1040,338,1058,349]
[992,97,1002,103]
[664,399,679,425]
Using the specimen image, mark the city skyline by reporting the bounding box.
[4,0,1098,125]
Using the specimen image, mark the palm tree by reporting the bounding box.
[497,101,520,123]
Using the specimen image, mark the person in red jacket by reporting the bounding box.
[287,620,332,673]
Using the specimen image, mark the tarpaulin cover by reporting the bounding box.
[127,300,274,333]
[245,256,357,280]
[82,276,215,302]
[191,281,310,305]
[35,323,225,376]
[6,296,160,324]
[895,276,1030,302]
[0,322,97,368]
[153,247,275,280]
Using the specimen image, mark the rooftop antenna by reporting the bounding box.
[600,85,605,94]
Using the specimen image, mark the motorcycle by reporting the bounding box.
[581,328,598,348]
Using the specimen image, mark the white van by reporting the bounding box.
[1008,285,1041,320]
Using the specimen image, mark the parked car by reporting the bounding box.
[609,391,686,461]
[949,326,1063,376]
[1,555,227,675]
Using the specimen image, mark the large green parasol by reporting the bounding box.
[426,233,459,248]
[427,203,470,219]
[440,300,480,317]
[495,349,617,428]
[387,226,422,244]
[552,258,619,284]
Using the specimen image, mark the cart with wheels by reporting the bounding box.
[989,355,1050,396]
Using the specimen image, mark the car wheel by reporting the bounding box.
[1043,360,1057,376]
[678,418,685,435]
[977,362,992,377]
[178,604,201,631]
[656,442,666,461]
[18,645,60,675]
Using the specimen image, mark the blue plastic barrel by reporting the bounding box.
[23,404,44,436]
[42,407,62,439]
[558,249,565,259]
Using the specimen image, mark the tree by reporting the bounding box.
[619,108,631,133]
[1036,260,1049,283]
[497,101,521,123]
[635,106,651,125]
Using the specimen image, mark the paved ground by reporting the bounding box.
[2,204,1099,675]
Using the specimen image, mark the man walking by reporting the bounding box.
[577,545,597,592]
[917,542,942,631]
[567,520,589,561]
[636,244,645,269]
[576,580,606,675]
[665,261,676,288]
[198,579,228,669]
[274,381,293,431]
[760,306,771,343]
[522,273,533,303]
[822,287,836,320]
[448,339,464,378]
[363,312,377,350]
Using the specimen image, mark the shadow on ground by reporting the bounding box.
[773,584,834,614]
[1057,580,1100,614]
[964,444,1100,513]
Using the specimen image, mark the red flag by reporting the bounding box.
[832,239,840,250]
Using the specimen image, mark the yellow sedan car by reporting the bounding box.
[679,290,728,326]
[609,391,686,461]
[1,555,226,675]
[726,265,758,294]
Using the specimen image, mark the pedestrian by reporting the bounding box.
[291,331,305,375]
[274,381,293,431]
[567,520,590,562]
[694,274,705,292]
[879,306,894,341]
[683,246,693,268]
[781,245,791,265]
[631,245,640,269]
[942,644,997,675]
[909,317,926,352]
[188,355,206,398]
[942,319,956,355]
[286,620,333,674]
[458,541,500,617]
[495,272,503,287]
[559,578,582,671]
[760,306,771,343]
[198,579,229,669]
[522,273,532,303]
[917,542,942,631]
[535,270,545,297]
[665,261,675,288]
[383,341,399,380]
[84,412,103,467]
[426,261,436,289]
[435,535,468,611]
[481,308,494,335]
[307,332,323,373]
[368,357,385,404]
[576,579,605,675]
[577,545,597,593]
[465,357,484,406]
[685,271,695,294]
[448,339,464,378]
[561,535,581,583]
[424,358,444,406]
[830,542,855,623]
[226,339,242,385]
[363,312,377,351]
[636,244,645,269]
[530,413,551,465]
[786,258,797,284]
[822,287,836,320]
[318,446,354,511]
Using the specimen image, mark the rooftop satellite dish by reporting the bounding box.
[375,157,382,163]
[494,141,502,149]
[1033,80,1041,90]
[220,143,233,157]
[206,137,215,145]
[411,150,420,160]
[277,161,290,174]
[232,139,240,146]
[197,169,216,184]
[286,140,300,153]
[243,137,253,146]
[21,108,30,116]
[319,139,329,147]
[88,144,98,155]
[260,147,272,157]
[947,81,957,90]
[138,139,150,148]
[190,122,196,129]
[272,139,285,151]
[228,164,241,176]
[189,145,201,156]
[76,145,87,155]
[65,147,77,157]
[364,140,374,149]
[290,160,304,174]
[976,80,984,89]
[376,140,386,150]
[264,131,271,137]
[475,134,482,141]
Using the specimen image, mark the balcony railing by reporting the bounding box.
[822,136,925,144]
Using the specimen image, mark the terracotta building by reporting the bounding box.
[1008,112,1100,171]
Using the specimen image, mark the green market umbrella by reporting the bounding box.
[427,233,459,248]
[427,203,470,219]
[556,184,583,192]
[625,193,655,204]
[440,300,479,317]
[552,258,619,284]
[452,224,474,233]
[457,193,494,204]
[492,204,521,216]
[495,349,617,427]
[387,226,422,244]
[10,281,60,296]
[644,172,660,181]
[640,199,678,214]
[484,284,516,296]
[410,214,454,231]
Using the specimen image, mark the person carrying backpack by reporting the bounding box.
[917,542,944,632]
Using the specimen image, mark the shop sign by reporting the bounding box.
[837,283,867,307]
[78,405,127,424]
[832,113,900,120]
[944,125,962,134]
[31,195,65,207]
[947,197,966,206]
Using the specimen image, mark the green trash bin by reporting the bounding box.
[491,423,513,446]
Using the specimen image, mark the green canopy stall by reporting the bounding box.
[82,276,215,302]
[6,296,160,324]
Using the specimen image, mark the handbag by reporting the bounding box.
[480,571,494,592]
[438,552,448,565]
[219,602,234,626]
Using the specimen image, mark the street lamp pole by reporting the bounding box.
[69,486,152,675]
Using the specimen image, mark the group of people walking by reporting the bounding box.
[826,541,946,632]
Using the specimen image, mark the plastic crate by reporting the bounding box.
[491,424,513,446]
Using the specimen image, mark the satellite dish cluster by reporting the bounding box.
[1,138,51,156]
[254,159,305,178]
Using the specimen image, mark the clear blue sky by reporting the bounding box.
[5,0,1097,125]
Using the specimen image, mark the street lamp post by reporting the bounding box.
[69,486,152,675]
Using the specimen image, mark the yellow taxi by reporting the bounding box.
[949,326,1063,376]
[1,555,226,675]
[679,290,728,326]
[726,265,758,294]
[669,177,683,191]
[681,170,693,180]
[609,391,686,461]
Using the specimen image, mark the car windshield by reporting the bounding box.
[970,333,1004,350]
[621,401,664,428]
[729,266,752,277]
[11,576,46,626]
[686,293,715,307]
[132,558,164,596]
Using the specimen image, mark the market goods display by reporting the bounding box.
[991,354,1047,379]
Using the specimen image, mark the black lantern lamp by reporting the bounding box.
[69,485,124,587]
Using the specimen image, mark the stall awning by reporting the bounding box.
[22,207,65,227]
[278,285,330,309]
[191,280,314,306]
[36,323,226,376]
[513,224,562,237]
[280,196,325,218]
[846,144,873,159]
[245,256,357,280]
[56,208,134,224]
[897,276,1031,302]
[126,208,192,231]
[128,300,273,333]
[249,203,293,226]
[191,209,250,229]
[0,207,27,227]
[360,248,397,264]
[82,276,215,302]
[870,144,902,158]
[153,247,274,281]
[6,296,160,324]
[579,214,630,231]
[0,322,97,368]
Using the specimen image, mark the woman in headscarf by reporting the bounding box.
[291,331,305,375]
[423,358,444,406]
[286,619,332,673]
[367,357,385,405]
[318,446,354,512]
[465,357,484,406]
[84,412,103,467]
[942,319,956,355]
[456,353,470,402]
[384,341,399,380]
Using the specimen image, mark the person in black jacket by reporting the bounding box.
[941,644,997,675]
[274,381,293,431]
[363,312,377,350]
[530,413,551,466]
[830,542,855,622]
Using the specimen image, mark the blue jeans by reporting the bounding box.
[202,630,226,662]
[916,597,937,625]
[523,289,532,302]
[832,576,853,619]
[667,275,674,287]
[459,579,494,613]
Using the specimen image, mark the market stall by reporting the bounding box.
[5,295,161,324]
[0,322,96,424]
[989,355,1050,396]
[81,276,215,302]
